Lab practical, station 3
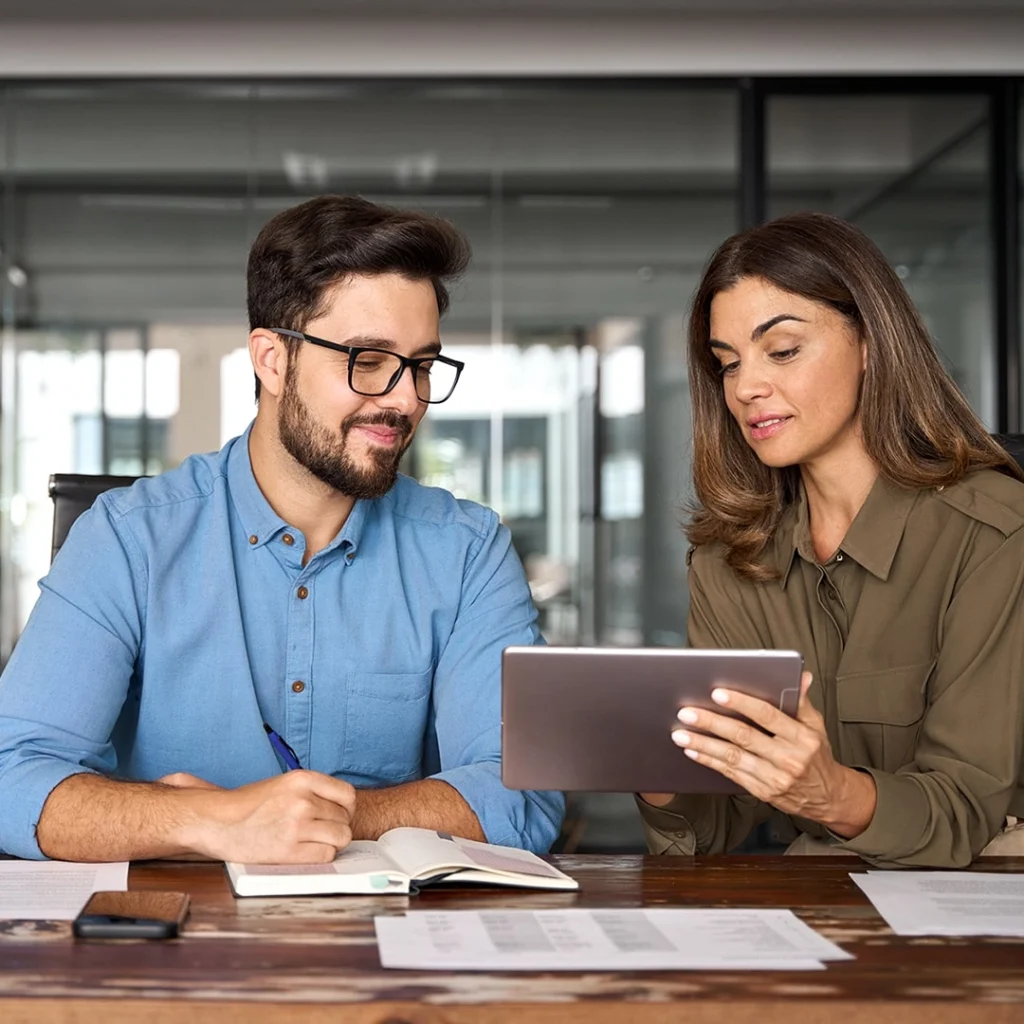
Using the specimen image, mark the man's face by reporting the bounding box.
[278,272,437,499]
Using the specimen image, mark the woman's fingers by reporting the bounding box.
[708,687,803,742]
[676,741,785,799]
[675,705,778,760]
[672,727,765,777]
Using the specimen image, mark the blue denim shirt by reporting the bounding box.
[0,428,563,859]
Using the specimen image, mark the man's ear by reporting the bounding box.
[250,329,290,400]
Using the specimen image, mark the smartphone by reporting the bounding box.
[72,891,190,939]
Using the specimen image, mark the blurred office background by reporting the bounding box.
[1,1,1023,850]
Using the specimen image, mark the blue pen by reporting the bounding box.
[263,722,303,771]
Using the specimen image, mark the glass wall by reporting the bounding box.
[767,93,996,424]
[2,78,1020,851]
[0,81,740,851]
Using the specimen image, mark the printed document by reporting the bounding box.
[852,871,1024,936]
[0,860,129,920]
[374,907,852,971]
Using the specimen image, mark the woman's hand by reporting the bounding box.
[672,672,877,838]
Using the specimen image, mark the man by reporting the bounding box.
[0,195,563,862]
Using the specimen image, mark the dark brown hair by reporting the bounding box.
[688,211,1022,582]
[247,195,471,399]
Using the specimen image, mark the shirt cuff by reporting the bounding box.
[634,794,697,855]
[430,761,564,854]
[833,766,930,861]
[0,761,97,859]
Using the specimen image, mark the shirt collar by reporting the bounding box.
[227,422,369,557]
[840,474,918,581]
[227,424,286,550]
[774,473,918,586]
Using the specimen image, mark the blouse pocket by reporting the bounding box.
[835,660,934,773]
[342,669,434,784]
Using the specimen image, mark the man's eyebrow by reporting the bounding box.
[751,314,807,341]
[344,336,442,356]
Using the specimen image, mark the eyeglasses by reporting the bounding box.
[271,328,464,405]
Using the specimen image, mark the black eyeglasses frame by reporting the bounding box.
[270,327,465,404]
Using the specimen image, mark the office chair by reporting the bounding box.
[48,474,139,563]
[995,434,1024,471]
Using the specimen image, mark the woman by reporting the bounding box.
[639,212,1024,867]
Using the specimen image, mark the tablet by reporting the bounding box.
[501,647,803,793]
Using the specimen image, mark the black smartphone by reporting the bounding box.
[72,891,190,939]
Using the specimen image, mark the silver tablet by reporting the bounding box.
[501,647,803,793]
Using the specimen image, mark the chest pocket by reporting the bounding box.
[342,670,433,783]
[835,660,934,772]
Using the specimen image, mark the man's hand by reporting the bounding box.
[667,672,877,838]
[177,770,357,864]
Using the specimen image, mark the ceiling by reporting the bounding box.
[0,0,1022,18]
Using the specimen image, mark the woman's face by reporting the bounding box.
[708,276,867,470]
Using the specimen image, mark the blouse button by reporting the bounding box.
[297,586,309,600]
[248,535,258,545]
[292,680,305,694]
[282,533,295,546]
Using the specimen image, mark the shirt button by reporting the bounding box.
[248,535,258,545]
[296,586,309,600]
[835,552,844,562]
[282,533,295,546]
[292,680,305,694]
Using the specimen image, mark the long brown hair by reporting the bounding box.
[688,211,1022,582]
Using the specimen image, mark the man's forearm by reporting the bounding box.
[36,773,207,862]
[352,779,485,842]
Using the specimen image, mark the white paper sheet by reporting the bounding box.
[0,860,129,920]
[374,908,851,971]
[852,870,1024,936]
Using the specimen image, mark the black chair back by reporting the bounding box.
[48,474,139,563]
[995,434,1024,471]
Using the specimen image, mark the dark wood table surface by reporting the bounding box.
[2,854,1024,1023]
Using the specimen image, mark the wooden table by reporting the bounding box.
[2,855,1023,1023]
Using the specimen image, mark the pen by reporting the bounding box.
[263,722,303,771]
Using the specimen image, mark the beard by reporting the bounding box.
[278,368,413,500]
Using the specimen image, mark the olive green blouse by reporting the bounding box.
[638,470,1024,867]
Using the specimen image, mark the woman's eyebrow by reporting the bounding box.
[751,314,807,340]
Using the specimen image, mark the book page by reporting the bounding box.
[377,828,464,876]
[447,838,565,878]
[378,828,565,882]
[239,841,401,878]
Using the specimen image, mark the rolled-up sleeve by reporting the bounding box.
[838,527,1024,867]
[429,511,564,853]
[0,500,143,858]
[637,551,775,855]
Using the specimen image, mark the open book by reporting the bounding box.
[225,827,578,897]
